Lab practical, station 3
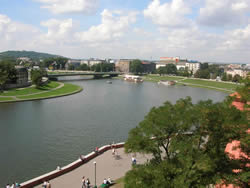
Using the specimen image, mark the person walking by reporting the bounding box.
[85,178,90,188]
[46,181,51,188]
[82,176,86,188]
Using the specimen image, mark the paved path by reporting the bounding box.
[35,148,151,188]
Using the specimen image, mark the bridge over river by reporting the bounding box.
[48,71,123,80]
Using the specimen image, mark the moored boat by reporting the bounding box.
[158,80,176,86]
[124,75,143,83]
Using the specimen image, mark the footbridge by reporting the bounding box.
[47,71,123,80]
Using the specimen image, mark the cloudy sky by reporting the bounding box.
[0,0,250,63]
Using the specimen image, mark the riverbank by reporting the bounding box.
[24,143,151,188]
[142,75,239,93]
[0,81,82,103]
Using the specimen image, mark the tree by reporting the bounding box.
[232,74,241,83]
[76,64,89,71]
[67,64,75,70]
[165,64,177,75]
[228,74,233,81]
[221,73,227,81]
[157,66,167,76]
[130,60,143,74]
[31,69,46,88]
[0,60,17,91]
[42,57,68,69]
[0,69,8,92]
[124,97,248,188]
[194,69,210,79]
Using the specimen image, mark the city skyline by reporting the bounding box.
[0,0,250,63]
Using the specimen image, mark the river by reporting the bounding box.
[0,78,228,186]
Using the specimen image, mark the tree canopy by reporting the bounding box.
[124,95,248,187]
[130,60,143,74]
[31,69,47,88]
[157,64,177,75]
[0,60,17,91]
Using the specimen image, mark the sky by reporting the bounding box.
[0,0,250,63]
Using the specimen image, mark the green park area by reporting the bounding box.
[0,81,82,102]
[143,75,239,93]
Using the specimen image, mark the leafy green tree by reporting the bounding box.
[177,67,189,77]
[0,60,17,91]
[124,97,248,188]
[67,64,75,70]
[194,69,210,79]
[0,69,8,92]
[130,60,143,74]
[228,74,233,81]
[76,64,89,71]
[157,66,167,76]
[42,57,68,69]
[232,74,241,82]
[165,64,177,75]
[200,63,209,70]
[221,73,227,81]
[31,69,46,88]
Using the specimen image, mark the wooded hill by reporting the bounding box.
[0,50,63,61]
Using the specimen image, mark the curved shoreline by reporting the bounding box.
[20,143,125,188]
[0,82,83,103]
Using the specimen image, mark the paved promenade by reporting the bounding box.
[35,148,151,188]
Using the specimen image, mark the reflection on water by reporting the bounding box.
[0,79,227,186]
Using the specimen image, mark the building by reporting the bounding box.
[5,66,30,89]
[88,59,105,67]
[176,60,188,70]
[226,68,249,78]
[159,57,180,64]
[65,59,81,69]
[185,62,200,74]
[142,61,156,73]
[115,59,131,73]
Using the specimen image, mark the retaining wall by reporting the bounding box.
[20,142,124,188]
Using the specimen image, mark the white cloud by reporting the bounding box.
[41,18,73,38]
[36,0,99,14]
[0,14,40,51]
[198,0,250,27]
[218,24,250,51]
[75,9,137,43]
[144,0,192,28]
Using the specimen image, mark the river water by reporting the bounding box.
[0,78,227,186]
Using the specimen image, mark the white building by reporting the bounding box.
[185,62,200,74]
[226,68,249,78]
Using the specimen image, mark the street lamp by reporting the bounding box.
[93,161,97,188]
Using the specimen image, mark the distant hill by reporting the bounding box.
[0,50,63,61]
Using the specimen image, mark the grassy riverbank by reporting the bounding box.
[0,81,82,103]
[142,75,239,93]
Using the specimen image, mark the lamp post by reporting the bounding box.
[93,161,97,188]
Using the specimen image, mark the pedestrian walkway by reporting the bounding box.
[34,148,151,188]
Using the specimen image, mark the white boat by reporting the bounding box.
[158,80,176,86]
[124,75,143,83]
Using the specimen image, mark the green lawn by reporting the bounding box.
[17,83,82,100]
[143,75,185,82]
[180,79,239,91]
[112,177,124,188]
[0,82,82,102]
[0,97,15,102]
[142,74,240,93]
[0,82,60,96]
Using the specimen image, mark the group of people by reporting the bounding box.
[42,180,51,188]
[82,176,91,188]
[5,183,20,188]
[103,177,113,185]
